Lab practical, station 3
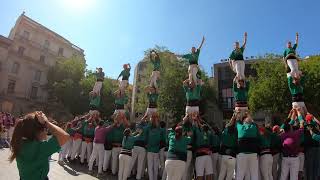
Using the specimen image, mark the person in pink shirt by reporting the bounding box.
[279,108,305,180]
[88,120,114,177]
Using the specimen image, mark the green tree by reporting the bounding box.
[249,56,320,118]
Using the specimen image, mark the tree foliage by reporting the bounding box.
[249,56,320,117]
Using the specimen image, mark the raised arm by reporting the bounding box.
[198,36,205,50]
[295,32,299,46]
[127,63,131,70]
[242,32,247,48]
[183,79,189,86]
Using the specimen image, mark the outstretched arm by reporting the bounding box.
[198,36,205,50]
[295,32,299,46]
[242,32,247,48]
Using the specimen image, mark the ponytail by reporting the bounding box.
[9,120,24,162]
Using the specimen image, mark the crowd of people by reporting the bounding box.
[0,112,16,148]
[6,32,320,180]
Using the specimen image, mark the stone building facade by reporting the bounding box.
[0,12,85,115]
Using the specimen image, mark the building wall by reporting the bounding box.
[0,13,85,115]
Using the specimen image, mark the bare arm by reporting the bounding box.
[295,32,299,46]
[242,32,247,48]
[36,112,70,146]
[198,36,205,50]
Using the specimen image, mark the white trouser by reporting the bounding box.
[112,147,121,174]
[218,155,236,180]
[150,71,160,89]
[236,153,259,180]
[232,60,245,80]
[114,109,126,115]
[272,153,280,180]
[147,152,160,180]
[188,64,198,84]
[93,81,103,95]
[165,160,186,180]
[89,143,105,173]
[130,146,146,180]
[119,80,128,91]
[211,152,219,177]
[287,59,300,78]
[298,152,304,172]
[162,151,168,180]
[279,157,299,180]
[185,106,199,115]
[160,148,166,175]
[103,150,112,171]
[80,141,93,163]
[260,154,273,180]
[146,108,157,117]
[118,154,132,180]
[71,139,82,160]
[292,102,307,114]
[195,155,213,177]
[59,139,73,161]
[182,150,193,180]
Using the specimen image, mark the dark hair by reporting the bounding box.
[203,124,209,132]
[98,120,104,126]
[9,113,46,162]
[123,128,131,137]
[159,121,166,128]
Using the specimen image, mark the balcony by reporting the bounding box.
[0,89,46,103]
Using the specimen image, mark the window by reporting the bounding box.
[18,46,25,56]
[7,80,16,94]
[30,86,38,99]
[11,62,20,74]
[43,40,50,50]
[40,55,45,63]
[58,47,64,56]
[22,30,30,40]
[34,70,42,81]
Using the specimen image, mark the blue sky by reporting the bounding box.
[1,0,319,82]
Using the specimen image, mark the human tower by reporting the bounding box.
[57,32,318,180]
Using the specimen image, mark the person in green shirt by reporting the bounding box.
[144,113,162,180]
[181,36,205,85]
[287,74,307,115]
[118,128,141,180]
[58,122,74,163]
[93,67,104,96]
[165,126,191,180]
[10,111,69,180]
[114,90,128,116]
[283,33,302,78]
[258,126,273,180]
[229,32,247,81]
[142,86,159,121]
[218,120,237,180]
[117,63,131,94]
[270,125,282,180]
[233,77,250,120]
[230,111,260,180]
[80,119,96,164]
[89,91,101,111]
[183,79,202,119]
[149,50,161,89]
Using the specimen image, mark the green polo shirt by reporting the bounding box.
[259,133,272,149]
[148,93,159,104]
[283,44,297,58]
[183,85,202,102]
[90,96,101,108]
[95,71,105,81]
[16,137,60,180]
[230,47,245,61]
[115,95,128,106]
[270,132,281,151]
[118,68,131,80]
[145,125,162,153]
[194,127,212,148]
[151,56,161,71]
[182,49,200,65]
[82,121,95,138]
[233,81,249,102]
[288,75,305,95]
[211,133,220,149]
[167,130,191,155]
[236,121,259,139]
[221,127,237,148]
[122,136,138,150]
[111,125,125,144]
